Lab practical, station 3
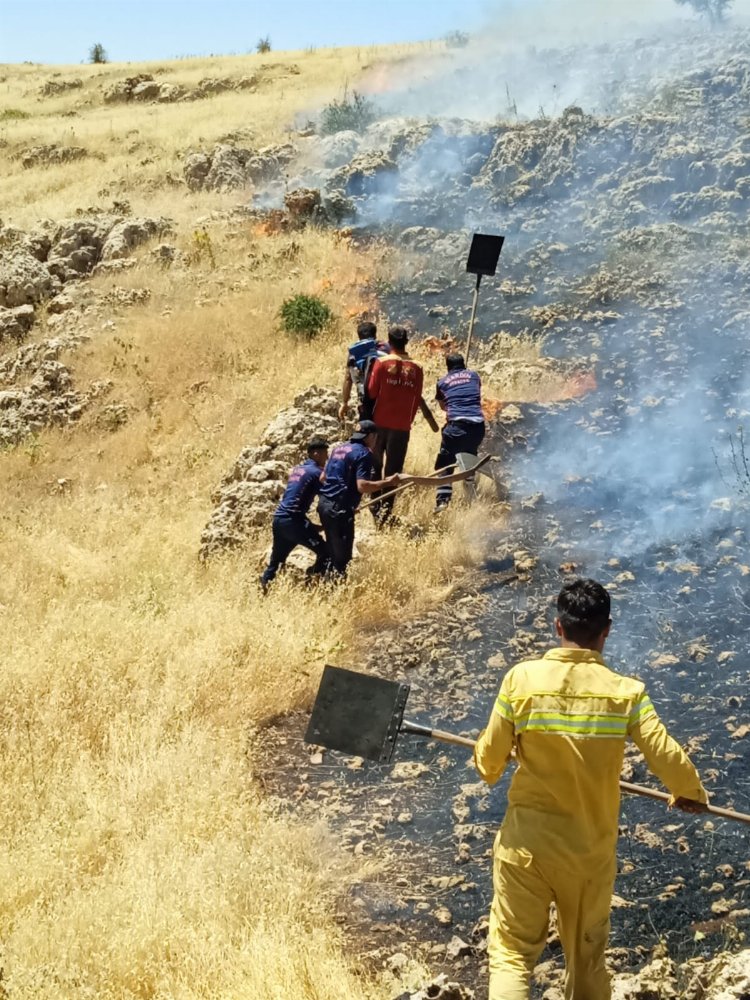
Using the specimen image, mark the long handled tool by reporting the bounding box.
[358,454,491,514]
[306,665,750,826]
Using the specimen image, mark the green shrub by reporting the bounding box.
[319,90,375,135]
[0,108,30,121]
[187,228,216,268]
[89,42,108,64]
[256,36,272,54]
[279,294,333,339]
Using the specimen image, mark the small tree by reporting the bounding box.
[89,42,108,64]
[675,0,732,25]
[256,36,271,54]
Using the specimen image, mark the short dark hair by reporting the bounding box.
[446,353,466,371]
[557,578,611,644]
[388,326,408,347]
[307,436,329,454]
[357,321,377,340]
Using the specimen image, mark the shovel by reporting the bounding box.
[358,454,492,514]
[455,451,484,501]
[305,665,750,826]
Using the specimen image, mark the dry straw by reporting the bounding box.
[0,44,524,997]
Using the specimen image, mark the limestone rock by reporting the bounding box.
[47,216,118,280]
[317,130,361,168]
[200,385,340,558]
[329,151,398,198]
[20,145,88,169]
[0,306,31,341]
[0,245,58,308]
[184,142,297,192]
[99,217,173,260]
[104,74,156,103]
[39,77,83,97]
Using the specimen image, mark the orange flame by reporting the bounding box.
[419,334,462,356]
[482,397,506,420]
[541,370,598,402]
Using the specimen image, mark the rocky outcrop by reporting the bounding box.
[0,304,35,342]
[104,75,169,104]
[20,145,88,170]
[0,226,59,308]
[39,78,83,97]
[99,217,173,260]
[183,142,297,192]
[200,385,341,558]
[0,214,170,339]
[103,73,257,105]
[193,75,257,99]
[46,216,119,281]
[328,150,398,198]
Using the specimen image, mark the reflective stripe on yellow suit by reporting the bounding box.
[488,844,615,1000]
[475,647,707,1000]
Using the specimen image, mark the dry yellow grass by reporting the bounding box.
[0,43,436,226]
[0,46,523,998]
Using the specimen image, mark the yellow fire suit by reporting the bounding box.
[474,646,707,1000]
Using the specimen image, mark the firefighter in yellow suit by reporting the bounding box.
[474,578,708,1000]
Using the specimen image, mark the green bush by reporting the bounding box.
[279,294,334,339]
[319,90,375,135]
[256,36,272,54]
[0,108,30,121]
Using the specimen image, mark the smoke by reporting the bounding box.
[365,0,750,120]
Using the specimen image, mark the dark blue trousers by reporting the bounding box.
[317,495,355,577]
[261,514,330,586]
[435,420,486,507]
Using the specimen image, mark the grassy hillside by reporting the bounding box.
[0,45,432,225]
[0,44,504,999]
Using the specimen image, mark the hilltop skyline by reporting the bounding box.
[0,0,738,66]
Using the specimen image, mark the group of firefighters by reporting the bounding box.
[260,320,486,588]
[260,322,712,1000]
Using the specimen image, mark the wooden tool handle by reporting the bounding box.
[402,721,750,826]
[401,720,476,749]
[358,455,491,513]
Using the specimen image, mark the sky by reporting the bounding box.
[0,0,491,64]
[2,0,748,66]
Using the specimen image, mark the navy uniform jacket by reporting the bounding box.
[436,369,484,422]
[275,458,322,518]
[319,442,373,512]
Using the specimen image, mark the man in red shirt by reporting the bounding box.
[365,326,438,522]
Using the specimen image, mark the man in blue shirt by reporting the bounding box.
[260,437,330,590]
[318,419,399,576]
[338,321,390,422]
[434,353,486,511]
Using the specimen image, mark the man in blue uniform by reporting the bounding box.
[338,321,390,422]
[260,437,330,590]
[434,353,485,511]
[318,419,399,576]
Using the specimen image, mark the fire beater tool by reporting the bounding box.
[464,233,505,365]
[357,453,492,513]
[306,665,750,826]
